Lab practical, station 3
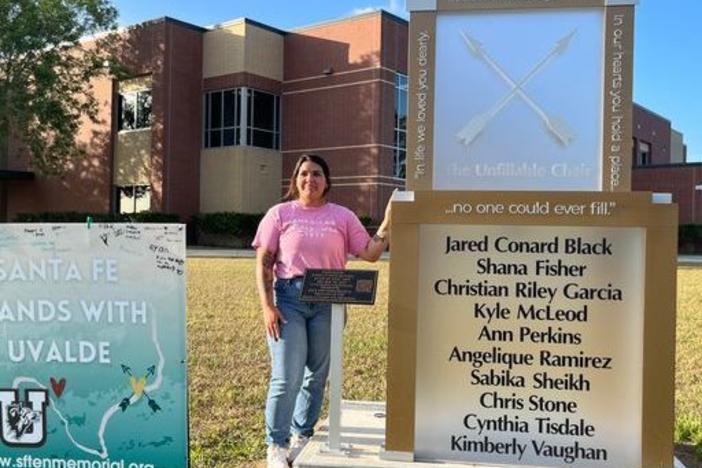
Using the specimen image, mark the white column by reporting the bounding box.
[326,303,345,453]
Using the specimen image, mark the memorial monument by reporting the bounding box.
[384,0,678,467]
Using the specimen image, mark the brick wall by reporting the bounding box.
[633,103,671,165]
[632,163,702,224]
[282,12,407,220]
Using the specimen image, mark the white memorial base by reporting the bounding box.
[293,401,687,468]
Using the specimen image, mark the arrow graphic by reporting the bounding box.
[457,29,578,147]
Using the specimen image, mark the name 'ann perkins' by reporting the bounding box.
[444,235,614,256]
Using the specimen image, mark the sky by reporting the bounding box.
[112,0,702,162]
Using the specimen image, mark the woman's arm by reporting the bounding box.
[357,195,392,262]
[256,247,285,340]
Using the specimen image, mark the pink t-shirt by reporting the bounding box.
[252,201,371,279]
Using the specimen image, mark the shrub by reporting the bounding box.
[192,212,264,237]
[678,224,702,253]
[358,215,374,227]
[679,224,702,244]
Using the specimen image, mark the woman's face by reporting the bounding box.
[296,161,328,205]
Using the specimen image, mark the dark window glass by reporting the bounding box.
[253,91,275,130]
[398,150,406,178]
[247,90,253,127]
[397,94,407,130]
[210,92,222,130]
[203,88,279,150]
[396,131,406,149]
[210,130,222,148]
[223,90,236,127]
[118,95,124,130]
[394,149,406,179]
[251,130,274,149]
[204,95,210,132]
[236,89,242,124]
[393,73,408,178]
[276,95,281,141]
[204,89,243,148]
[223,128,236,146]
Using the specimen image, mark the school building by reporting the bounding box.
[2,10,699,225]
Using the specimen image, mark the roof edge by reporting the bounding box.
[634,102,672,124]
[293,9,407,32]
[208,17,287,35]
[124,16,208,33]
[633,162,702,169]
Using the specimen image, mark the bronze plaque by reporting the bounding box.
[300,269,378,305]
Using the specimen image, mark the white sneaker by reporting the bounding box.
[287,434,310,463]
[267,444,289,468]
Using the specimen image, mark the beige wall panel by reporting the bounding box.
[671,129,685,163]
[200,146,282,213]
[200,147,244,212]
[203,21,246,78]
[245,24,284,82]
[114,129,151,186]
[242,146,283,212]
[118,75,152,93]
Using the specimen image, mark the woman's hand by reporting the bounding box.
[256,247,285,340]
[382,189,394,225]
[263,304,286,341]
[357,190,396,262]
[374,188,395,241]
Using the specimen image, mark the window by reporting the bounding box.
[118,90,152,131]
[204,89,241,148]
[638,141,651,166]
[204,88,280,150]
[115,185,151,214]
[393,73,408,178]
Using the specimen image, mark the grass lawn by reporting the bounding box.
[187,258,702,467]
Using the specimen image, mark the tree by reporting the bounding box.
[0,0,119,219]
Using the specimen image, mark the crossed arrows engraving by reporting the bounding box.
[456,29,578,148]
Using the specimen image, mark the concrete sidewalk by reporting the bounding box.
[188,246,699,265]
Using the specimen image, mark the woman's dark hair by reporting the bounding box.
[283,154,331,201]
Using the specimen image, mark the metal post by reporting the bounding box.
[325,303,348,454]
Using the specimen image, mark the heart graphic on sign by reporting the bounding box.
[130,376,146,397]
[50,377,66,398]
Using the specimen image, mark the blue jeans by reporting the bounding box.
[265,277,332,446]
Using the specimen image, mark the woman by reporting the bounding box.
[252,154,391,467]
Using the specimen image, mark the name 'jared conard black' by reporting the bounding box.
[444,235,614,256]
